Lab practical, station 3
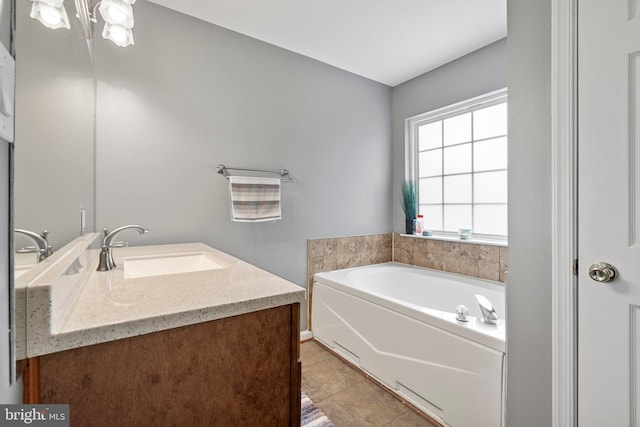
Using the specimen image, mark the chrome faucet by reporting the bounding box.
[97,225,150,271]
[475,294,499,325]
[15,229,53,262]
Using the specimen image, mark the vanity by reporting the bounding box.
[19,233,305,426]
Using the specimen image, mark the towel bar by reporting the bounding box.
[216,164,296,183]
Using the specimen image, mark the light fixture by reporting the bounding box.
[102,23,134,47]
[98,0,134,47]
[99,0,134,25]
[29,0,136,48]
[30,0,70,30]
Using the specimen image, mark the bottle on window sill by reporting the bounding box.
[416,214,424,235]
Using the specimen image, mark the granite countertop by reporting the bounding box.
[26,236,305,358]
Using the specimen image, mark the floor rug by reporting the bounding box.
[301,391,335,427]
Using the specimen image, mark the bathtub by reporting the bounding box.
[312,262,505,427]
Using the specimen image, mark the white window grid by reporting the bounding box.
[405,88,508,240]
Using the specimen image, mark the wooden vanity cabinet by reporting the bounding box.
[24,304,301,427]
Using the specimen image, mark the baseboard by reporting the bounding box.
[300,330,313,342]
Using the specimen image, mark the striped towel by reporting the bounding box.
[228,176,282,222]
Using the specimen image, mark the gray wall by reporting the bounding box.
[93,2,392,329]
[506,0,553,425]
[391,38,507,231]
[0,0,21,404]
[14,0,95,251]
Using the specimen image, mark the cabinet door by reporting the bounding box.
[33,304,300,426]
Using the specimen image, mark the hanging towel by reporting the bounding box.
[228,176,282,222]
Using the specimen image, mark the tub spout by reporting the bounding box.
[475,294,498,325]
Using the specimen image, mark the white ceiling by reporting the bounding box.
[145,0,507,87]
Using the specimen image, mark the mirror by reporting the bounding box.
[12,0,96,361]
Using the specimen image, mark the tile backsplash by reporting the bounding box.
[392,233,507,283]
[307,233,507,286]
[307,234,393,289]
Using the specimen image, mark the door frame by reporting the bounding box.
[551,0,578,425]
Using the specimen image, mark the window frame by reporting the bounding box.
[405,88,508,242]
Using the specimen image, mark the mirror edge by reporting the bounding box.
[7,0,16,385]
[9,140,15,384]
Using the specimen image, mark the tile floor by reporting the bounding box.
[301,340,440,427]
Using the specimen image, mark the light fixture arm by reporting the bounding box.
[91,1,102,21]
[74,0,94,40]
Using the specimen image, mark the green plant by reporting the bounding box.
[401,180,417,220]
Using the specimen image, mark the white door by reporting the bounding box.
[579,0,640,425]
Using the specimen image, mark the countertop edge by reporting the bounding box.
[28,290,305,357]
[25,241,307,358]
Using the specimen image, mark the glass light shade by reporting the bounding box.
[30,1,70,30]
[102,23,134,47]
[99,0,134,28]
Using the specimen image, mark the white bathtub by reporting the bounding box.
[312,262,505,427]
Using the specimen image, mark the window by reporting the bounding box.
[406,89,508,239]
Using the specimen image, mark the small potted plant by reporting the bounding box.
[401,180,417,234]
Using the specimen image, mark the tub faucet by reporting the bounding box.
[97,225,150,272]
[475,294,498,325]
[15,229,53,262]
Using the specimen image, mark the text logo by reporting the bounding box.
[0,405,68,426]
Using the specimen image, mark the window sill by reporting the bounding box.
[399,233,508,247]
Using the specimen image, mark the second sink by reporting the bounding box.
[123,252,227,279]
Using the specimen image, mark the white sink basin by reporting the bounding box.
[15,265,35,279]
[123,252,227,279]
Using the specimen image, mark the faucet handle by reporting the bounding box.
[16,246,38,254]
[103,241,127,249]
[41,230,53,256]
[455,305,470,322]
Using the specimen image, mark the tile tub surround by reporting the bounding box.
[307,233,506,285]
[307,234,393,288]
[393,233,508,283]
[26,241,305,357]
